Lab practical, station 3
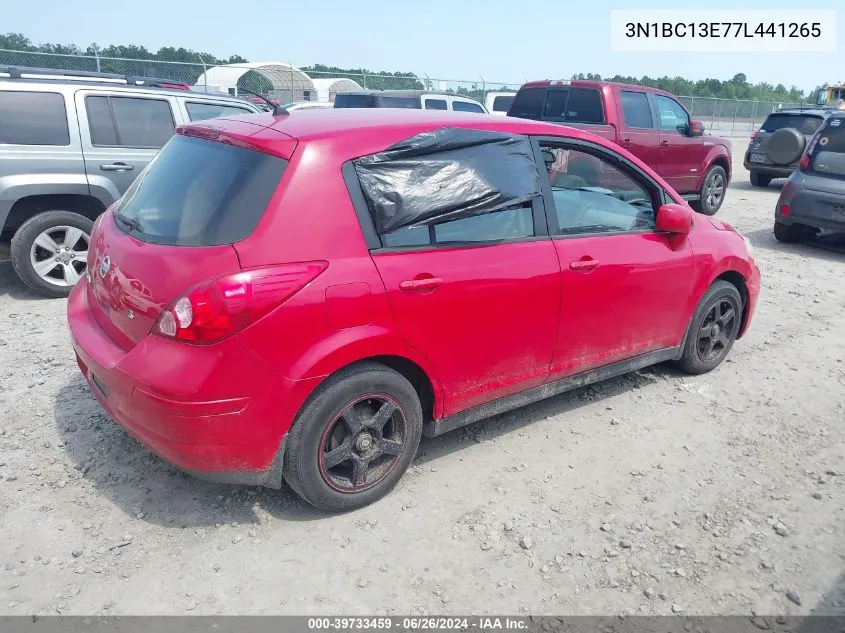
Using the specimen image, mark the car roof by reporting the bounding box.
[519,79,676,97]
[339,90,482,101]
[0,77,254,103]
[188,107,617,149]
[768,108,831,117]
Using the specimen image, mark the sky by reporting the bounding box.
[3,0,842,92]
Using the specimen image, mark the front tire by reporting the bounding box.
[749,171,772,187]
[283,362,423,512]
[691,165,728,216]
[10,211,93,298]
[677,281,743,375]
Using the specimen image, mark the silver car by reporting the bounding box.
[0,67,262,297]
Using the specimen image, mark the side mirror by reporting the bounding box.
[656,203,693,235]
[687,120,705,137]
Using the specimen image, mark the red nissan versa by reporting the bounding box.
[67,109,760,512]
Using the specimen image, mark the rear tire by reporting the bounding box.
[691,165,727,216]
[773,221,805,243]
[749,171,772,187]
[10,211,93,298]
[676,280,743,375]
[283,362,423,512]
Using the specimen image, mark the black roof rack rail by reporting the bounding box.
[0,65,191,90]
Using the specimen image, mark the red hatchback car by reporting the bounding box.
[67,109,760,511]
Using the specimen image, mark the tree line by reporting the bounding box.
[0,33,816,102]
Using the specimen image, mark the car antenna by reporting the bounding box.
[236,86,289,116]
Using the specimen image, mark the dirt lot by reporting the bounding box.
[1,145,844,617]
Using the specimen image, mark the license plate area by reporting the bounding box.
[750,152,768,164]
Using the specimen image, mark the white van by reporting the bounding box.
[334,90,487,113]
[484,91,516,116]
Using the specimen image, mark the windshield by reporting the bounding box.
[333,94,420,109]
[761,114,823,134]
[809,117,845,177]
[113,135,286,246]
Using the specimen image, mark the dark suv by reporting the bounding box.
[774,113,845,242]
[745,108,831,187]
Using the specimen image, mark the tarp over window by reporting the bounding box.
[353,128,540,234]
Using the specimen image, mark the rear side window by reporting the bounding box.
[492,95,514,112]
[620,91,653,129]
[762,114,823,135]
[186,102,253,121]
[86,96,175,148]
[508,88,545,119]
[653,95,690,130]
[809,118,845,177]
[510,87,603,123]
[113,135,287,246]
[0,91,69,146]
[424,99,448,110]
[452,101,485,113]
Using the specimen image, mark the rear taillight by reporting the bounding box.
[750,129,759,142]
[800,153,810,169]
[780,203,792,217]
[153,262,328,344]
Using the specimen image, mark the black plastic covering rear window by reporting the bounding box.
[113,135,286,246]
[353,127,540,234]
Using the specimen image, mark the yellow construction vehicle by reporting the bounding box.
[815,85,845,109]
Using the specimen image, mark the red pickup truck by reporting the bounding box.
[508,80,732,215]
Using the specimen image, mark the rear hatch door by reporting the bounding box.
[87,131,289,348]
[749,112,824,166]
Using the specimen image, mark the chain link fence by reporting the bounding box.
[1,48,802,137]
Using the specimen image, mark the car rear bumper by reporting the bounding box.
[744,158,796,178]
[66,280,307,488]
[775,188,845,231]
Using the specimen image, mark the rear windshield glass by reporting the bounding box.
[334,94,420,109]
[492,95,514,112]
[508,87,604,124]
[761,114,823,135]
[809,117,845,177]
[113,135,286,246]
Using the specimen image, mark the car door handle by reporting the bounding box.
[621,138,632,148]
[660,139,669,146]
[100,163,134,172]
[569,258,599,272]
[399,277,443,292]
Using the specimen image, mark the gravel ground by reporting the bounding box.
[1,145,844,617]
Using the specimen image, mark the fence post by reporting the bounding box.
[750,101,758,131]
[197,54,207,92]
[690,96,695,119]
[92,44,100,73]
[731,98,738,137]
[362,71,368,90]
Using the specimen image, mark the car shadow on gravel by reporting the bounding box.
[729,180,787,194]
[0,261,56,301]
[742,227,845,258]
[53,366,670,526]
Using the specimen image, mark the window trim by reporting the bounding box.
[530,136,671,239]
[341,160,550,253]
[85,94,176,149]
[618,89,655,130]
[0,90,71,147]
[184,100,254,121]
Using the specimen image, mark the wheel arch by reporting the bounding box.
[3,194,105,234]
[713,269,750,339]
[698,149,732,190]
